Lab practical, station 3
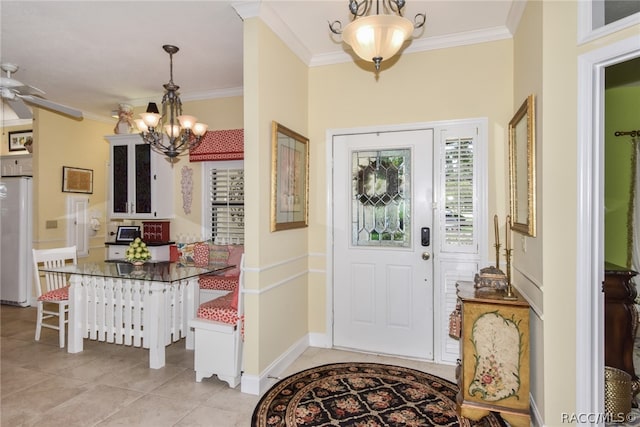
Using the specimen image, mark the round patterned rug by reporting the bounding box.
[251,362,506,427]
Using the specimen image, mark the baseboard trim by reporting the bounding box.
[240,334,310,395]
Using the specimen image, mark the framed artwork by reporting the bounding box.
[8,130,33,152]
[115,226,140,243]
[62,166,94,194]
[270,121,309,231]
[508,94,536,237]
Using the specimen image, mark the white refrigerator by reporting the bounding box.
[0,176,33,306]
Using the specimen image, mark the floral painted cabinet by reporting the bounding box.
[455,281,530,427]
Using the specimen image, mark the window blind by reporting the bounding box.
[209,168,244,244]
[443,137,474,248]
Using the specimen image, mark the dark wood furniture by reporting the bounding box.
[604,262,638,389]
[455,281,530,427]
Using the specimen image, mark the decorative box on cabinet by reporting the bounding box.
[455,281,530,427]
[106,134,173,219]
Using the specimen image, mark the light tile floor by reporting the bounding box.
[1,305,456,427]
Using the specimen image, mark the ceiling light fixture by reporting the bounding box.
[135,45,208,161]
[330,0,425,72]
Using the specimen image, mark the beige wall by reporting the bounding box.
[512,0,545,420]
[1,124,33,156]
[164,97,244,240]
[242,17,310,375]
[31,110,111,263]
[15,5,639,422]
[514,1,639,424]
[307,40,514,335]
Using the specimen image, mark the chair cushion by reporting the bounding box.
[224,245,243,277]
[197,292,238,325]
[199,275,238,291]
[38,286,69,302]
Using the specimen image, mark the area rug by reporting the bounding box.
[251,362,506,427]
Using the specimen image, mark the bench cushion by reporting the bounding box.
[199,275,238,291]
[197,292,238,325]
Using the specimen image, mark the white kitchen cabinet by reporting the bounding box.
[1,154,33,176]
[106,134,173,219]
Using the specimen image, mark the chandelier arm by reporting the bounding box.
[414,12,426,29]
[386,0,406,15]
[136,45,206,161]
[329,20,343,35]
[349,0,370,18]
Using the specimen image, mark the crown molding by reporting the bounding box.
[310,25,513,67]
[255,1,313,65]
[506,0,527,36]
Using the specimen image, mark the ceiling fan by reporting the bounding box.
[0,63,83,120]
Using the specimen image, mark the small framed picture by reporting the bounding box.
[115,226,140,243]
[8,130,33,152]
[62,166,93,194]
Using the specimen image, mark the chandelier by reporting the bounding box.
[330,0,425,71]
[135,45,208,161]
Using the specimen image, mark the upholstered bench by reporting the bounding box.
[178,242,243,303]
[189,254,244,388]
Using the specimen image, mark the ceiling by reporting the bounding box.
[2,1,525,125]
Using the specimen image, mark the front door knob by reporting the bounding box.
[422,252,431,260]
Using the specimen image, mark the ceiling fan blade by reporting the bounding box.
[6,98,33,119]
[15,84,45,97]
[19,94,83,119]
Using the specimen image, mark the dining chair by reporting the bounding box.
[32,246,77,348]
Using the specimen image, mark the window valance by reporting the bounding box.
[189,129,244,162]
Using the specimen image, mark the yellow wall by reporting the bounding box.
[512,0,545,419]
[242,18,310,375]
[165,97,244,240]
[514,1,639,423]
[1,124,33,156]
[307,40,513,335]
[31,110,111,262]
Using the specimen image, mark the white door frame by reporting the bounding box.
[66,195,89,257]
[324,119,488,362]
[576,35,640,418]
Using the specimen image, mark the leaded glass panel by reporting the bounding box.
[351,149,410,247]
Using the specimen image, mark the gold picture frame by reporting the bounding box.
[508,94,536,237]
[62,166,93,194]
[270,121,309,231]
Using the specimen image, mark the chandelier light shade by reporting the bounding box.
[135,45,208,161]
[330,0,425,71]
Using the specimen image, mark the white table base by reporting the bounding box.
[67,274,197,369]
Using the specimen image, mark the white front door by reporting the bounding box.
[332,129,434,359]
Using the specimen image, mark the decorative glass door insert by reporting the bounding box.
[351,149,411,247]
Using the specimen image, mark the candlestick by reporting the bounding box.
[504,248,517,300]
[494,214,499,246]
[505,215,511,250]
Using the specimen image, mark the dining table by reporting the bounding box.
[39,260,232,369]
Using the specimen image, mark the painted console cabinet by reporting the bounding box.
[455,281,530,427]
